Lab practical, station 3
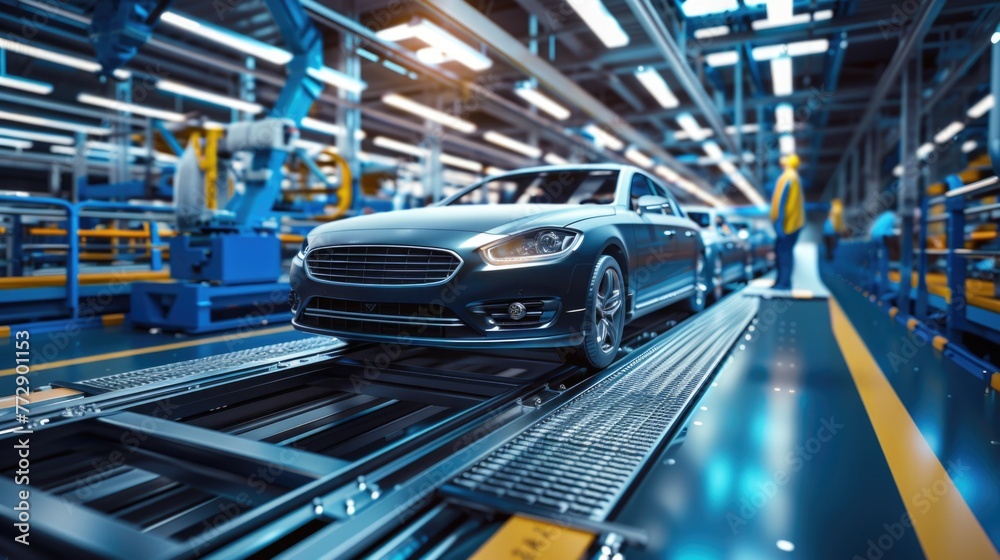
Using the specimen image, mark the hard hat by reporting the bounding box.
[781,153,801,169]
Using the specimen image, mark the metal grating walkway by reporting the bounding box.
[76,336,343,392]
[450,295,759,521]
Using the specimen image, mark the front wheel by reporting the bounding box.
[709,254,725,302]
[568,255,625,370]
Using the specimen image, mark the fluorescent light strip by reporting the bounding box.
[706,51,740,67]
[967,94,994,119]
[382,94,476,134]
[544,153,568,165]
[301,117,367,139]
[77,93,187,122]
[728,172,767,206]
[675,176,726,207]
[583,124,625,151]
[377,18,493,71]
[486,166,508,175]
[635,67,679,109]
[702,141,725,161]
[514,84,571,120]
[771,57,793,96]
[962,140,978,153]
[766,0,793,22]
[752,39,830,61]
[0,75,53,95]
[933,121,965,144]
[681,0,739,17]
[725,124,760,135]
[893,164,904,177]
[753,13,811,30]
[87,140,178,162]
[484,131,541,158]
[0,38,100,72]
[779,134,796,155]
[373,136,425,158]
[624,147,654,168]
[0,138,32,150]
[156,80,263,114]
[0,110,110,135]
[566,0,630,48]
[916,142,935,159]
[440,153,483,173]
[160,11,293,65]
[305,66,367,94]
[654,165,679,182]
[718,160,737,175]
[677,113,709,142]
[0,126,74,145]
[694,26,730,39]
[775,104,795,133]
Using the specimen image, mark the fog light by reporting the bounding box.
[508,302,526,320]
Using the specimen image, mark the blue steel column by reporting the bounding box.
[337,14,362,212]
[991,24,1000,178]
[898,56,920,315]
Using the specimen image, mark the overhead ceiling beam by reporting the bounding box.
[412,0,719,192]
[622,0,740,157]
[824,0,946,195]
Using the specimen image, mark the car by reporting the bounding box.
[289,164,707,369]
[682,205,753,300]
[727,216,775,276]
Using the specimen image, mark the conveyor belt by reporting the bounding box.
[71,336,343,392]
[448,295,758,521]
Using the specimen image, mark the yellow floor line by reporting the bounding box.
[829,297,999,560]
[0,325,296,377]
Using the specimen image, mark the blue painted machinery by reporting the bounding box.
[102,0,327,332]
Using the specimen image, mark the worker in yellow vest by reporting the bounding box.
[770,154,805,290]
[823,198,845,262]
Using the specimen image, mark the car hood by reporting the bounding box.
[309,204,615,239]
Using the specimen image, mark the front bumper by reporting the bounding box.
[289,231,595,349]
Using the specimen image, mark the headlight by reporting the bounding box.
[297,238,308,260]
[481,228,581,265]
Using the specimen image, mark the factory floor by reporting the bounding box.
[1,242,998,560]
[614,261,1000,559]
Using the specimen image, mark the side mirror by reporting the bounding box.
[637,195,669,214]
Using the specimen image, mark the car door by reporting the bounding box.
[631,174,686,303]
[647,179,698,295]
[626,172,665,308]
[715,215,742,281]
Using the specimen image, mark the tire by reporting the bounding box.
[568,255,626,370]
[679,253,707,313]
[709,254,725,302]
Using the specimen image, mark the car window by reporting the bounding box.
[446,170,619,206]
[687,211,711,228]
[629,174,663,214]
[715,215,734,235]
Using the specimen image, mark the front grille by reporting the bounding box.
[299,296,480,339]
[306,245,461,285]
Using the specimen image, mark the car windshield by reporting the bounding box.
[445,169,620,206]
[687,211,712,228]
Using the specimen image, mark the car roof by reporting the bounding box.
[487,163,644,178]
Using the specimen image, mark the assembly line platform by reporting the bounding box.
[0,247,997,560]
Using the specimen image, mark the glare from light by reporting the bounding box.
[771,57,793,96]
[440,153,483,172]
[775,103,795,133]
[306,67,368,94]
[0,138,32,150]
[933,121,965,144]
[514,84,571,120]
[776,540,795,552]
[0,75,53,95]
[373,136,425,158]
[725,124,760,135]
[0,110,110,135]
[992,32,1000,44]
[635,66,680,109]
[779,134,796,155]
[77,93,187,122]
[301,117,366,140]
[655,164,680,182]
[677,113,709,142]
[583,124,625,151]
[962,140,978,153]
[718,160,737,175]
[624,146,654,168]
[376,18,493,71]
[485,166,508,175]
[0,126,74,145]
[544,153,568,165]
[0,38,101,73]
[566,0,630,48]
[967,94,994,119]
[160,11,293,65]
[681,0,739,18]
[156,80,263,114]
[484,131,542,158]
[702,141,724,161]
[706,51,740,67]
[694,26,730,39]
[892,164,904,177]
[766,0,793,22]
[382,94,477,134]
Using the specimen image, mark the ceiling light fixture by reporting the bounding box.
[770,57,793,96]
[544,153,569,165]
[635,66,680,109]
[0,109,110,135]
[752,39,830,61]
[484,131,542,158]
[933,121,965,144]
[77,93,187,122]
[694,26,731,39]
[962,140,978,153]
[566,0,630,48]
[382,93,477,134]
[0,137,32,150]
[155,80,264,114]
[967,94,995,119]
[681,0,739,18]
[0,126,74,145]
[779,134,796,155]
[0,75,53,95]
[514,83,571,120]
[376,17,493,71]
[705,51,740,67]
[160,11,293,65]
[583,124,625,151]
[677,113,710,142]
[625,146,654,168]
[774,103,795,133]
[305,67,367,94]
